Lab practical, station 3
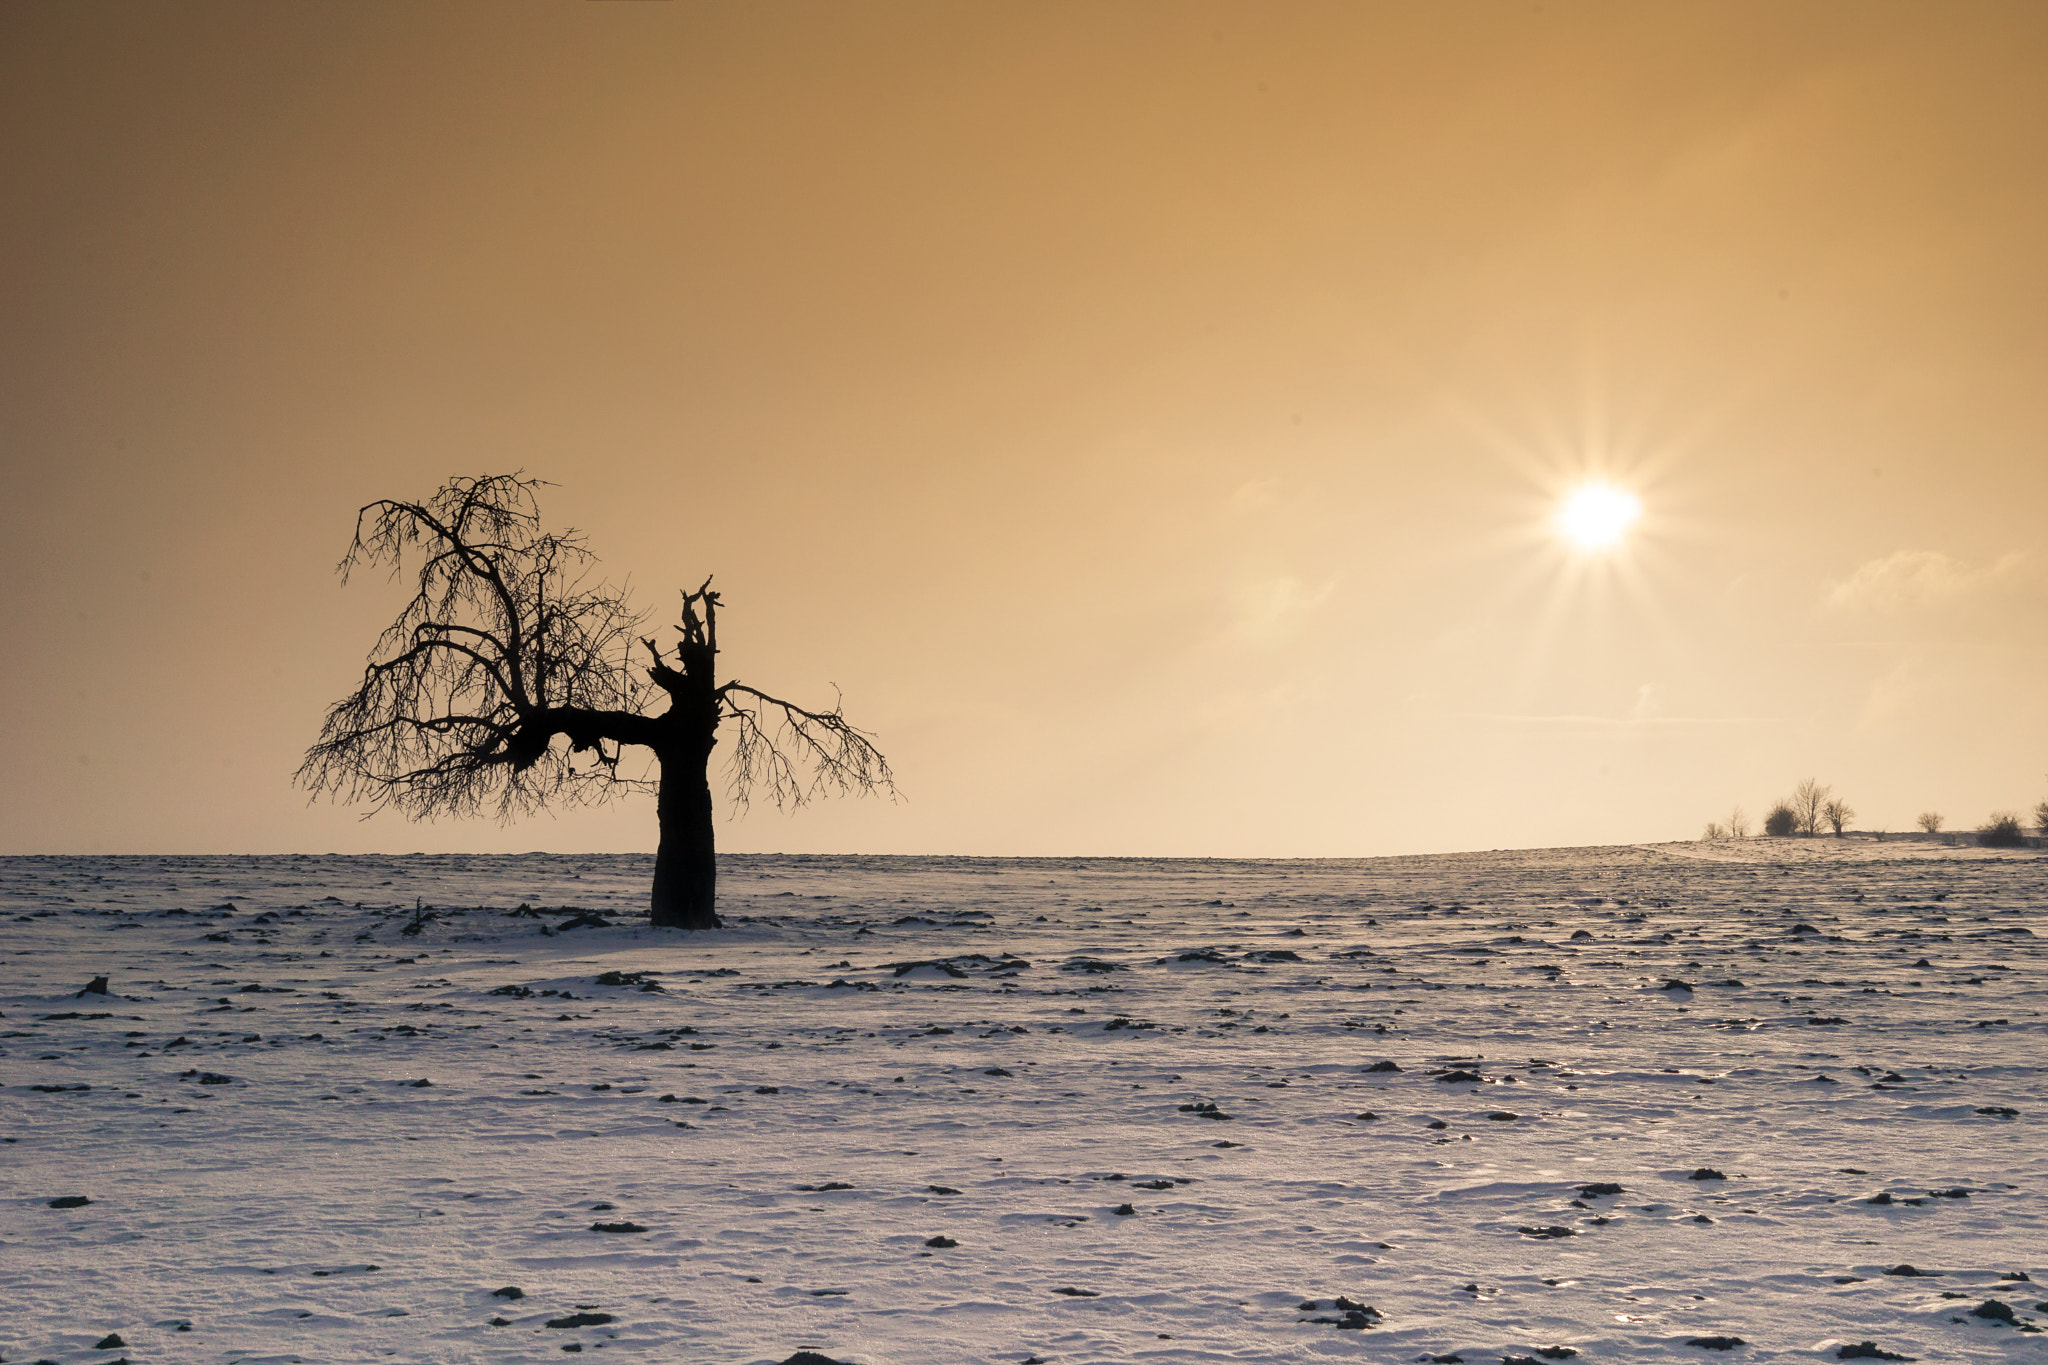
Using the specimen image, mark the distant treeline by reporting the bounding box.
[1702,781,2048,848]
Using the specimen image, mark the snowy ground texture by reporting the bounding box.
[3,841,2044,1365]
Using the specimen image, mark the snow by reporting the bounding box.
[3,839,2043,1364]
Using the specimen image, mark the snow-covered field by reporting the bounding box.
[3,840,2043,1365]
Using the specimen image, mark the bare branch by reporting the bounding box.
[297,473,657,821]
[717,681,896,814]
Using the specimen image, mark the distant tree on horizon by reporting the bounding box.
[1916,811,1945,833]
[2033,800,2048,839]
[1727,805,1751,839]
[1979,812,2026,848]
[1790,778,1831,837]
[1822,798,1854,837]
[1763,802,1798,837]
[296,473,895,929]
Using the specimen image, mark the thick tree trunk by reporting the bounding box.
[643,606,724,930]
[650,740,720,929]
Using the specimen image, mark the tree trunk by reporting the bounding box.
[650,740,720,929]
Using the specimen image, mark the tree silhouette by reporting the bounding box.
[296,474,893,928]
[1978,812,2026,848]
[1790,777,1831,837]
[1821,797,1854,837]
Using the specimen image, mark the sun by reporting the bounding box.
[1554,484,1641,551]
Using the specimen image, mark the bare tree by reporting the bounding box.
[1821,797,1854,837]
[2033,799,2048,839]
[1916,811,1945,834]
[1701,821,1727,842]
[1727,805,1750,839]
[297,474,894,929]
[1790,778,1830,837]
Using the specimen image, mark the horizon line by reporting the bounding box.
[0,832,2010,863]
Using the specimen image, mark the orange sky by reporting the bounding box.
[4,1,2046,856]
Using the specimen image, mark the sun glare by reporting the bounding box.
[1555,484,1641,551]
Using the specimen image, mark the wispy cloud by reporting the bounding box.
[1437,711,1776,730]
[1821,550,2047,728]
[1226,571,1336,647]
[1824,549,2036,614]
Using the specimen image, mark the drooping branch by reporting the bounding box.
[717,681,897,814]
[297,473,657,820]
